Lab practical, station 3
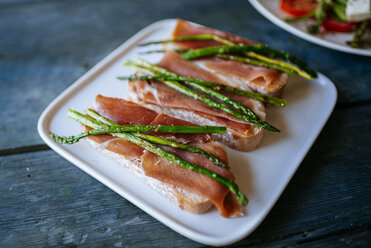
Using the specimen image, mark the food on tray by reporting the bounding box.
[280,0,371,48]
[51,19,317,217]
[51,95,247,218]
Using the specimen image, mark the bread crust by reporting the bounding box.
[87,138,214,214]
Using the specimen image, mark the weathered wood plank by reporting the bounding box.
[0,150,199,247]
[233,104,371,247]
[0,0,370,150]
[1,105,370,247]
[232,227,370,247]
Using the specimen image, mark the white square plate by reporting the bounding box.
[38,19,337,246]
[249,0,371,56]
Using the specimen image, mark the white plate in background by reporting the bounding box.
[38,19,337,246]
[249,0,371,56]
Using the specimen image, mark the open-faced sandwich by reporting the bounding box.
[51,95,247,218]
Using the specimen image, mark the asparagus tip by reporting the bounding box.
[50,132,74,144]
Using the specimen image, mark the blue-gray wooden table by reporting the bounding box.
[1,0,370,247]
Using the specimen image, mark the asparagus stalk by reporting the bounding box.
[124,60,280,131]
[51,110,247,206]
[215,54,296,75]
[121,75,286,107]
[51,109,228,168]
[85,108,117,126]
[85,109,229,168]
[139,34,232,46]
[181,45,316,79]
[50,127,121,144]
[139,34,316,79]
[133,133,229,168]
[161,79,280,132]
[86,109,230,168]
[182,80,259,119]
[67,109,227,134]
[124,60,260,119]
[120,132,248,206]
[121,61,286,107]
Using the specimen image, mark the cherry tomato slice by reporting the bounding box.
[280,0,318,17]
[322,18,355,32]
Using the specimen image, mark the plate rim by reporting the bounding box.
[249,0,371,56]
[37,19,337,246]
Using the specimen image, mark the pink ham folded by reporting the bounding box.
[166,19,288,96]
[87,95,243,218]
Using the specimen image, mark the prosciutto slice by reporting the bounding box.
[172,18,257,49]
[168,19,287,96]
[87,95,243,217]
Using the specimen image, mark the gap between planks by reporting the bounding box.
[335,99,371,110]
[0,144,50,157]
[296,224,370,245]
[241,224,369,247]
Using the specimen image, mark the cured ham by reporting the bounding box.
[87,95,243,218]
[167,19,288,96]
[172,19,257,49]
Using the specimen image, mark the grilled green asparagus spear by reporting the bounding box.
[68,109,225,133]
[50,109,225,143]
[119,75,286,107]
[133,133,229,168]
[120,73,260,119]
[124,61,280,131]
[139,34,231,46]
[120,132,248,206]
[182,80,259,119]
[51,110,247,206]
[122,59,286,107]
[181,45,316,79]
[215,54,295,75]
[85,109,228,168]
[50,109,228,168]
[139,34,316,79]
[161,79,279,132]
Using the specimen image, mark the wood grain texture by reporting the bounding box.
[0,0,370,149]
[1,105,370,247]
[1,0,370,246]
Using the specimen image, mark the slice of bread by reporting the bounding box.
[87,138,214,214]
